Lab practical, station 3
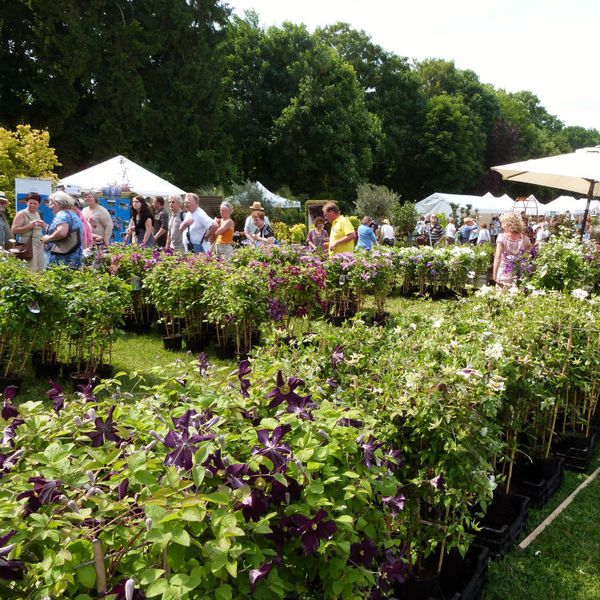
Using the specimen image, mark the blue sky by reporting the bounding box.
[227,0,600,132]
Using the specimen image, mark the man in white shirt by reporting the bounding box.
[179,193,217,254]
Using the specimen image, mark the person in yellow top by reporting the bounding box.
[323,202,355,255]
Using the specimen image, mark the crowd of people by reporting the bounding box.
[1,188,594,277]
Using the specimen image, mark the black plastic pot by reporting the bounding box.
[473,491,529,557]
[213,342,236,360]
[162,335,183,352]
[0,375,23,394]
[553,432,597,472]
[123,319,153,334]
[434,545,489,600]
[70,372,98,390]
[185,335,207,353]
[34,362,63,381]
[96,363,114,380]
[392,573,440,600]
[512,456,565,507]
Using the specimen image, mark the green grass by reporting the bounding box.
[10,299,600,599]
[483,450,600,600]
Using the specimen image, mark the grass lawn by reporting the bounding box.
[9,297,600,599]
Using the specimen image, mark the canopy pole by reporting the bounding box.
[580,181,595,242]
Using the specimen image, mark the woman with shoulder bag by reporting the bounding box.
[11,191,47,272]
[41,191,84,269]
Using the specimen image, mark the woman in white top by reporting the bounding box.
[444,218,456,244]
[166,196,185,254]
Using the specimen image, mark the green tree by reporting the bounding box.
[271,45,382,206]
[0,125,59,219]
[354,183,400,222]
[415,94,486,194]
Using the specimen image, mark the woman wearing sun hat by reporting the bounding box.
[380,218,395,246]
[11,191,47,272]
[243,201,271,240]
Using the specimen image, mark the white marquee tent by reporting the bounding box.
[415,192,514,216]
[227,181,301,209]
[60,155,185,197]
[542,195,600,215]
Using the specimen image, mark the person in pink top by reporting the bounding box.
[493,213,532,289]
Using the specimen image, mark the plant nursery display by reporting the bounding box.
[0,237,599,599]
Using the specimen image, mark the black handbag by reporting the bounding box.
[10,237,33,260]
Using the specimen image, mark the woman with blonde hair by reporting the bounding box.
[492,212,532,289]
[165,196,185,253]
[212,201,235,259]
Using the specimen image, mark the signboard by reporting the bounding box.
[15,178,54,225]
[97,194,131,243]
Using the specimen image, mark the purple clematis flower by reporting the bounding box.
[236,488,271,522]
[0,449,22,477]
[109,578,147,600]
[270,476,302,506]
[349,537,378,568]
[249,561,274,593]
[382,490,406,515]
[163,428,203,471]
[383,448,403,472]
[234,359,252,398]
[356,434,383,468]
[430,474,445,490]
[1,386,19,421]
[266,371,305,409]
[285,395,316,421]
[2,418,24,448]
[77,381,98,403]
[203,450,248,489]
[373,548,411,598]
[197,352,210,375]
[117,478,129,501]
[251,425,292,471]
[292,509,337,554]
[17,477,63,516]
[0,529,25,581]
[47,380,65,414]
[331,345,344,369]
[86,406,122,447]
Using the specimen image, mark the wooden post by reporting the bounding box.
[93,538,107,595]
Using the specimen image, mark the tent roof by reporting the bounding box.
[541,195,600,215]
[227,181,300,208]
[415,192,514,216]
[60,155,185,197]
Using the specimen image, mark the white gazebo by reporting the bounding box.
[60,155,185,197]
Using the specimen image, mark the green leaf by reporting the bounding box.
[145,577,169,598]
[215,583,233,600]
[76,565,96,589]
[171,527,191,547]
[133,469,157,485]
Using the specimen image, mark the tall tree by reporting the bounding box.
[271,44,382,205]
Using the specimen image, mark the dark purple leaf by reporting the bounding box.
[117,478,129,501]
[236,489,270,522]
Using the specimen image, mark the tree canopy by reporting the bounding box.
[1,8,599,205]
